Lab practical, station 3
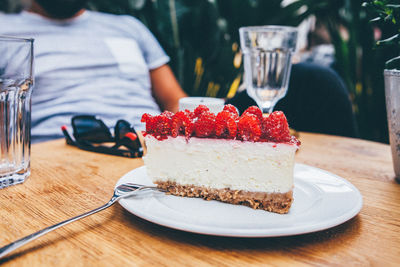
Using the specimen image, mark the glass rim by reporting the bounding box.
[239,25,298,33]
[0,35,34,43]
[384,69,400,76]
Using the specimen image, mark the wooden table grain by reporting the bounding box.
[0,133,399,266]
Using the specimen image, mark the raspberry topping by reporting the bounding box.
[215,111,237,139]
[194,105,210,118]
[141,113,155,134]
[222,104,239,118]
[161,110,174,119]
[141,105,299,146]
[152,113,172,140]
[185,109,197,120]
[237,114,261,141]
[141,112,173,140]
[261,111,291,142]
[171,111,194,139]
[290,135,301,146]
[194,111,216,137]
[242,106,263,121]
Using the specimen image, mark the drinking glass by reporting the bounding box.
[239,26,297,114]
[0,35,34,189]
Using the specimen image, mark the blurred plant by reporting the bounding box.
[283,0,394,142]
[0,0,23,12]
[363,0,400,69]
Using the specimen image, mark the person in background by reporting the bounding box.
[0,0,187,143]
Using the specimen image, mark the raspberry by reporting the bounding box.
[243,106,263,121]
[171,111,194,138]
[215,111,237,139]
[141,113,155,134]
[194,111,216,137]
[152,114,172,140]
[261,111,291,142]
[161,110,174,119]
[194,105,210,117]
[237,114,261,141]
[222,104,239,118]
[289,135,301,146]
[185,109,196,120]
[141,113,151,123]
[141,112,174,139]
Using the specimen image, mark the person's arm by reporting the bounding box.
[150,64,187,113]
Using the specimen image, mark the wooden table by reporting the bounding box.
[1,133,399,266]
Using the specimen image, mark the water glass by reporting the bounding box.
[239,26,297,113]
[0,35,34,189]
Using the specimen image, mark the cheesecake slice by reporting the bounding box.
[141,105,300,214]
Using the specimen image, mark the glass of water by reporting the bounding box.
[0,35,34,189]
[239,26,297,114]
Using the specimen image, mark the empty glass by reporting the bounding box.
[0,35,34,188]
[239,26,297,114]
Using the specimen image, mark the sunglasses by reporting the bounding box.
[61,115,143,158]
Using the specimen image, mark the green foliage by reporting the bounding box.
[363,0,400,69]
[0,0,22,13]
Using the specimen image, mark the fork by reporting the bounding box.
[0,183,161,259]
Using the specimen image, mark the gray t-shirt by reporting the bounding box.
[0,10,169,142]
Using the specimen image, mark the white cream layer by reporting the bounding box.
[143,135,297,193]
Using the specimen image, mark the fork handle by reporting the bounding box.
[0,200,115,259]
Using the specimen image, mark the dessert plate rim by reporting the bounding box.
[116,163,363,237]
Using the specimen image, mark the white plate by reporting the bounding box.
[116,164,362,237]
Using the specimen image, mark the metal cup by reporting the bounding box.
[384,69,400,180]
[0,35,34,188]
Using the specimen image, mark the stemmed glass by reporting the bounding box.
[239,26,298,114]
